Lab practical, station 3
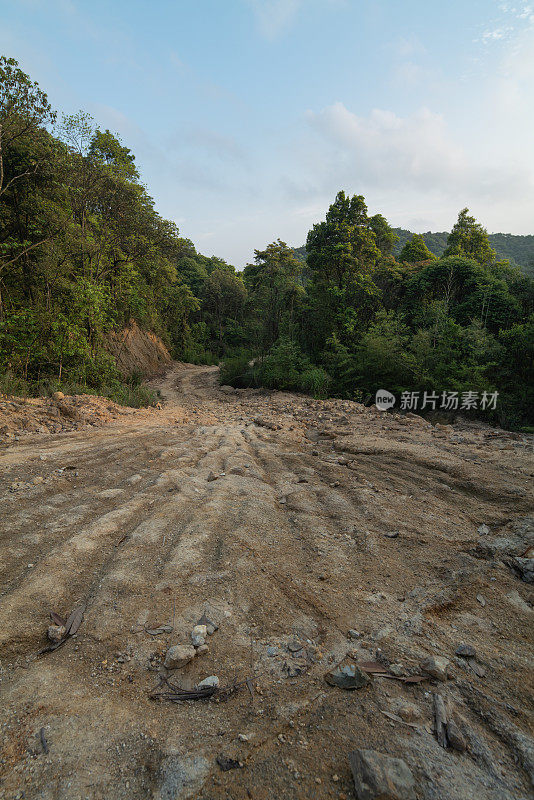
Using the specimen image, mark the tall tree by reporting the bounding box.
[399,233,435,263]
[444,208,496,265]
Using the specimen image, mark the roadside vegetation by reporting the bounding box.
[1,58,533,426]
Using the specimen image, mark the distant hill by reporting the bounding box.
[393,229,534,275]
[294,233,534,276]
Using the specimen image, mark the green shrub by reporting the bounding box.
[300,367,331,398]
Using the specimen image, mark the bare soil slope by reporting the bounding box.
[0,364,532,800]
[105,319,172,378]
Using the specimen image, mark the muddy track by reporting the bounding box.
[0,363,533,800]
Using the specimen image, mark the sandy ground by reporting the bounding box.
[0,363,532,800]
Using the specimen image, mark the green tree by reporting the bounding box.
[444,208,496,265]
[399,233,435,263]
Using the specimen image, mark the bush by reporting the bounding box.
[300,367,331,398]
[219,356,256,387]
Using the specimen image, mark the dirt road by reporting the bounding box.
[1,364,533,799]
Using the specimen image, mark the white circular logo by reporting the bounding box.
[375,390,395,411]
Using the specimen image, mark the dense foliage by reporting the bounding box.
[1,59,533,427]
[393,227,534,275]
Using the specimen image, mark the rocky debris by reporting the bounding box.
[191,624,208,647]
[421,655,450,681]
[455,644,476,658]
[197,675,219,689]
[207,471,218,482]
[348,629,361,640]
[229,466,245,475]
[433,693,468,752]
[197,613,218,635]
[478,524,490,535]
[348,748,416,800]
[47,625,66,643]
[511,557,534,583]
[447,719,467,753]
[325,658,370,690]
[164,644,196,670]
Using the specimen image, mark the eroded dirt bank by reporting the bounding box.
[0,364,532,800]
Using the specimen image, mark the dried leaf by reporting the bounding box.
[50,611,66,626]
[358,661,388,673]
[64,602,86,636]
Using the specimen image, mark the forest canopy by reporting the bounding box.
[1,57,533,427]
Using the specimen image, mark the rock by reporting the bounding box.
[47,624,66,643]
[197,613,218,635]
[513,557,534,583]
[325,659,370,690]
[478,524,490,535]
[229,466,245,475]
[52,391,65,401]
[237,733,249,742]
[455,644,476,658]
[384,531,400,539]
[197,675,219,689]
[447,720,467,752]
[157,753,210,800]
[196,644,209,655]
[397,703,421,723]
[191,624,208,647]
[164,644,196,669]
[347,629,360,640]
[348,748,416,800]
[421,655,450,681]
[476,594,486,606]
[389,663,404,677]
[207,472,217,482]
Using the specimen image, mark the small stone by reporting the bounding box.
[207,472,217,482]
[229,466,245,475]
[197,613,218,635]
[397,703,421,723]
[52,391,65,401]
[267,645,279,656]
[384,531,400,539]
[446,720,467,753]
[476,594,486,606]
[389,663,404,677]
[455,644,476,658]
[513,557,534,583]
[196,644,209,655]
[332,774,340,782]
[348,748,416,800]
[164,644,196,669]
[348,629,360,640]
[325,659,370,690]
[47,625,66,643]
[191,624,208,647]
[420,656,450,682]
[477,524,490,535]
[197,675,219,689]
[237,733,249,742]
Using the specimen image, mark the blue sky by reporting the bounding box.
[1,0,533,265]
